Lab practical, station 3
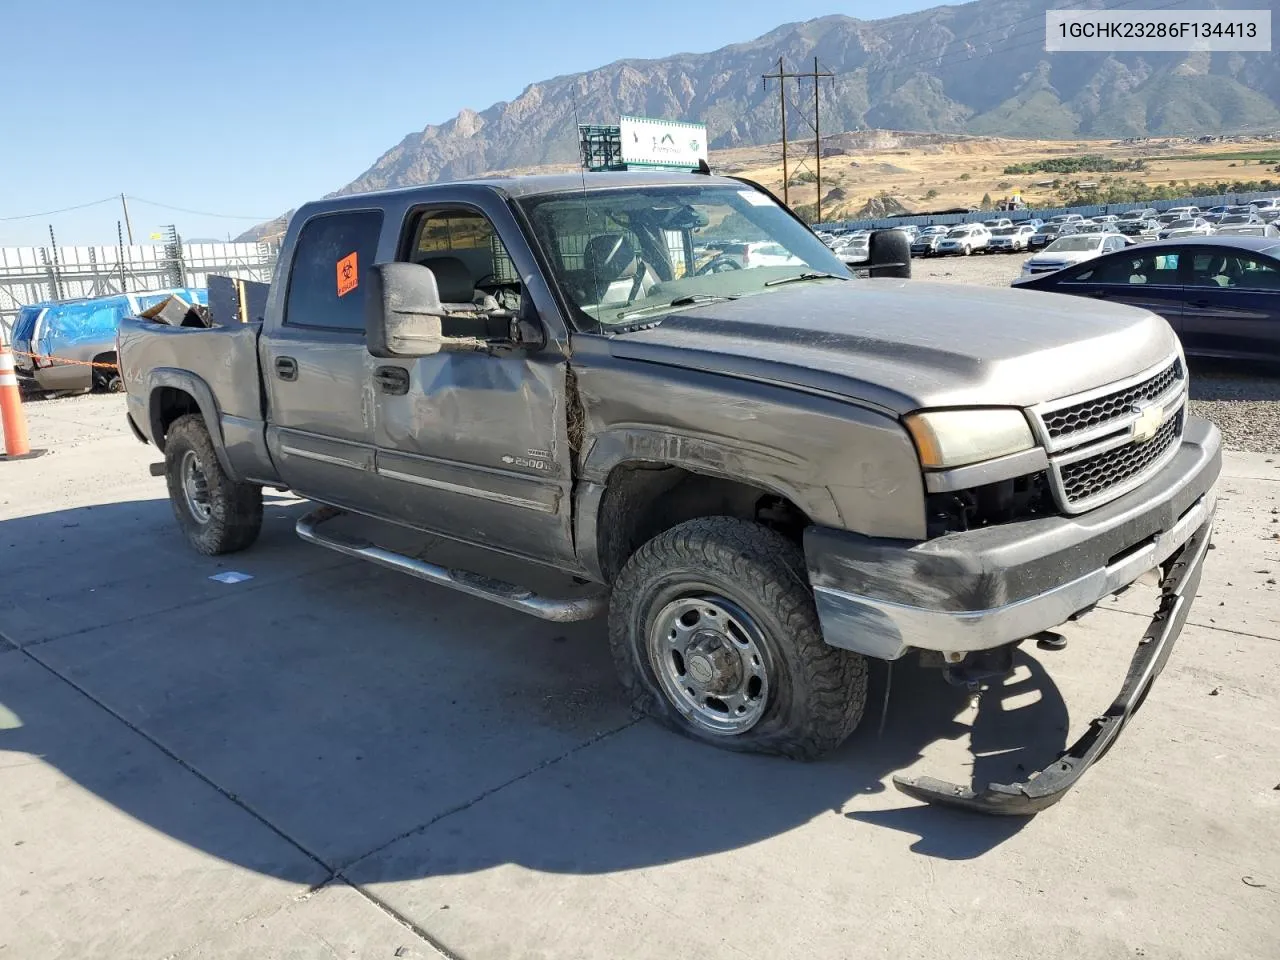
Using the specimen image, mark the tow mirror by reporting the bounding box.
[366,262,447,358]
[867,230,911,279]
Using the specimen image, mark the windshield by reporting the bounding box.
[519,184,847,329]
[1221,215,1253,225]
[991,227,1016,236]
[1044,236,1101,252]
[1167,219,1197,229]
[945,226,972,237]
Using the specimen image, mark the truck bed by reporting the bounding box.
[118,317,278,485]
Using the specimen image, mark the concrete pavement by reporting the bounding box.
[1,393,1277,959]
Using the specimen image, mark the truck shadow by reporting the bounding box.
[0,497,1068,889]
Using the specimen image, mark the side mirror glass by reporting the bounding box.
[867,230,911,279]
[366,262,448,358]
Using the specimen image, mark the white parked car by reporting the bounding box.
[1164,205,1201,218]
[1158,217,1214,239]
[1019,233,1130,276]
[835,233,870,264]
[1217,213,1263,228]
[1214,222,1280,238]
[982,217,1013,230]
[936,223,991,256]
[987,223,1038,252]
[1251,198,1280,221]
[714,240,806,269]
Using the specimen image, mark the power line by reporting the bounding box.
[125,196,272,221]
[763,57,833,218]
[0,197,116,221]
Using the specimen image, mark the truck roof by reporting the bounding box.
[301,171,745,216]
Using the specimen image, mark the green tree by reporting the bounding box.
[980,193,994,210]
[925,188,939,200]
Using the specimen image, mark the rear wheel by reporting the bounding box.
[609,517,868,759]
[963,244,972,256]
[164,414,263,555]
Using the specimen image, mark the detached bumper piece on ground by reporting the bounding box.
[894,512,1214,815]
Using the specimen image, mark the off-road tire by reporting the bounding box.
[164,414,263,555]
[609,517,868,759]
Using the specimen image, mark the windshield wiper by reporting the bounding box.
[615,294,735,322]
[763,272,846,287]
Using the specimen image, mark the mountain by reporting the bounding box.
[239,0,1279,238]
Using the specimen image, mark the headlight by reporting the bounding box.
[904,408,1036,469]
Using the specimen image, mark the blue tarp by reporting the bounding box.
[37,288,207,356]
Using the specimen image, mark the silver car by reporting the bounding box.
[987,223,1038,253]
[1159,217,1215,240]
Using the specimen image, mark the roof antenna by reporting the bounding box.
[569,87,602,325]
[693,158,711,176]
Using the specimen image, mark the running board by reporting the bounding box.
[295,506,607,623]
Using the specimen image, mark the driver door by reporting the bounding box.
[368,201,577,565]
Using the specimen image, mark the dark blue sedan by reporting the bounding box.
[1012,236,1280,362]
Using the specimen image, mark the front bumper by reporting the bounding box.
[895,513,1213,814]
[805,416,1220,660]
[804,417,1220,815]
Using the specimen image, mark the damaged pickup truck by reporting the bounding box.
[117,172,1220,814]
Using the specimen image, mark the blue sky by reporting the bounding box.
[0,0,936,246]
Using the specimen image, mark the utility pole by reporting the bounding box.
[120,193,134,244]
[761,58,833,219]
[762,58,789,205]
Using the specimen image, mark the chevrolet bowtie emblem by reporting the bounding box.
[1131,402,1164,444]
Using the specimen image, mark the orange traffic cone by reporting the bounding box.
[1,345,45,461]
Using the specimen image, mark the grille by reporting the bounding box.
[1059,413,1182,505]
[1042,359,1183,441]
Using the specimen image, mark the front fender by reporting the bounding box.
[578,426,841,526]
[147,368,237,480]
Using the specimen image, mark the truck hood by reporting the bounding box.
[608,279,1177,414]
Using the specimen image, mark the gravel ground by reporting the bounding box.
[909,250,1280,452]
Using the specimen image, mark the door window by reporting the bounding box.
[285,210,383,331]
[405,207,523,312]
[1189,251,1280,290]
[1068,250,1181,285]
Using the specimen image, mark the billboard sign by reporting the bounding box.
[619,116,708,169]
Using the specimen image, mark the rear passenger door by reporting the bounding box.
[261,209,384,510]
[1180,247,1280,360]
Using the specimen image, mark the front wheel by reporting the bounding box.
[963,245,972,256]
[164,414,263,555]
[609,517,868,759]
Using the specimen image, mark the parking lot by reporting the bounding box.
[3,267,1280,958]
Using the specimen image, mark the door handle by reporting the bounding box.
[1091,290,1109,298]
[1190,299,1211,309]
[374,365,410,396]
[275,356,298,381]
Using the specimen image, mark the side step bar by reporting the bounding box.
[296,506,608,623]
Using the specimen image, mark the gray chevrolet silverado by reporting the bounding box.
[118,172,1220,814]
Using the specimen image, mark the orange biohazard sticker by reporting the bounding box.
[336,252,359,297]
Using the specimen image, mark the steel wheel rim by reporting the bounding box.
[180,449,212,524]
[647,594,771,736]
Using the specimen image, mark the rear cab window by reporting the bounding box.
[285,210,384,331]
